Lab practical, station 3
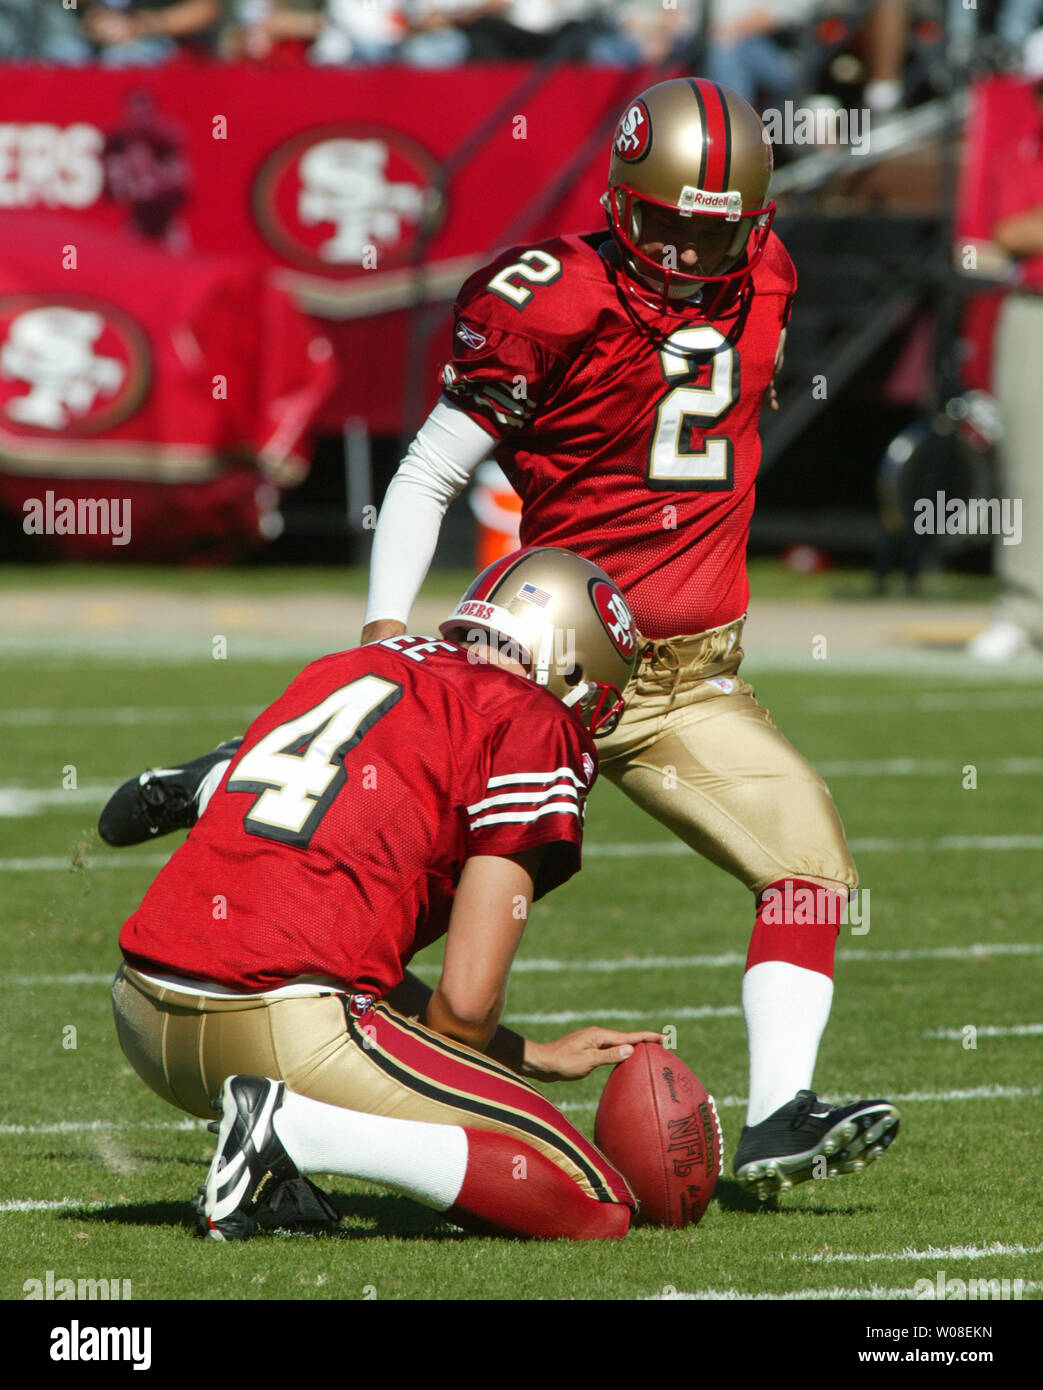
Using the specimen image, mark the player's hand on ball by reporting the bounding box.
[526,1027,665,1082]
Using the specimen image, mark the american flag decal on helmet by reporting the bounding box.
[518,582,551,608]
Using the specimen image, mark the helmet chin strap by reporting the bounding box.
[560,680,591,710]
[532,623,555,686]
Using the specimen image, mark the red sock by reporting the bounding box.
[746,877,845,978]
[447,1129,631,1241]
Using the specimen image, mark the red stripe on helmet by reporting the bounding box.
[691,79,729,192]
[465,547,559,605]
[464,549,532,604]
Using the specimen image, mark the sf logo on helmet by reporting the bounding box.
[614,101,650,162]
[606,592,636,655]
[593,582,637,657]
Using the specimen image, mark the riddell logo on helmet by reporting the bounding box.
[678,187,743,221]
[614,100,651,162]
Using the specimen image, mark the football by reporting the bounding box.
[594,1043,723,1228]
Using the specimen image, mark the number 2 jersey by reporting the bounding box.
[440,231,796,639]
[119,637,596,997]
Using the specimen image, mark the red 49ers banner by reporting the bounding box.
[0,63,655,435]
[0,210,336,559]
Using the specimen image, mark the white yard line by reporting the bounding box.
[798,1242,1043,1264]
[506,1006,740,1025]
[0,1198,108,1213]
[0,706,255,727]
[804,690,1043,713]
[3,758,1040,820]
[816,758,1043,777]
[646,1281,1043,1300]
[925,1024,1043,1039]
[0,1118,206,1136]
[560,1084,1042,1114]
[0,786,131,817]
[9,942,1043,988]
[3,1086,1037,1139]
[486,943,1043,974]
[848,835,1043,852]
[3,834,1042,871]
[578,835,1043,858]
[0,853,171,873]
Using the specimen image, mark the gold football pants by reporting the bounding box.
[595,618,857,894]
[111,964,631,1205]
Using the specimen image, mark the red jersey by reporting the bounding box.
[440,231,796,638]
[989,124,1043,289]
[120,637,596,996]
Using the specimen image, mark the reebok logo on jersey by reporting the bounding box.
[456,322,487,350]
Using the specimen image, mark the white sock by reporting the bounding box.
[197,758,231,815]
[273,1090,468,1211]
[743,961,834,1127]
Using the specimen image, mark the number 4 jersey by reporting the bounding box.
[441,231,796,639]
[119,638,596,996]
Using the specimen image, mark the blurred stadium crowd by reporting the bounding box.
[1,2,1036,106]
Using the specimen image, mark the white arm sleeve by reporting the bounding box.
[363,399,496,628]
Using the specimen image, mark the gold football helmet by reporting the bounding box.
[604,77,775,308]
[439,547,638,736]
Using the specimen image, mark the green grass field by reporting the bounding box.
[1,575,1041,1302]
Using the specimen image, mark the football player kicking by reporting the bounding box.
[361,78,900,1198]
[103,548,660,1241]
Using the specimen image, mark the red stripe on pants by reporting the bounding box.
[358,1004,634,1207]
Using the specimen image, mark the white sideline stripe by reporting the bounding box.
[0,1118,207,1136]
[6,633,1043,675]
[582,836,1043,857]
[817,757,1043,777]
[0,1198,108,1213]
[0,852,172,873]
[804,690,1043,713]
[7,973,117,987]
[647,1282,1043,1300]
[0,705,255,726]
[507,1005,741,1025]
[798,1242,1043,1265]
[1,1087,1037,1141]
[925,1024,1043,1039]
[3,834,1042,872]
[851,835,1043,852]
[0,785,121,817]
[560,1084,1042,1115]
[0,692,1036,726]
[9,941,1043,987]
[5,760,1040,819]
[444,941,1043,973]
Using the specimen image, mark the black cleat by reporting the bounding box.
[253,1176,340,1234]
[98,738,242,846]
[198,1076,299,1242]
[733,1089,900,1200]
